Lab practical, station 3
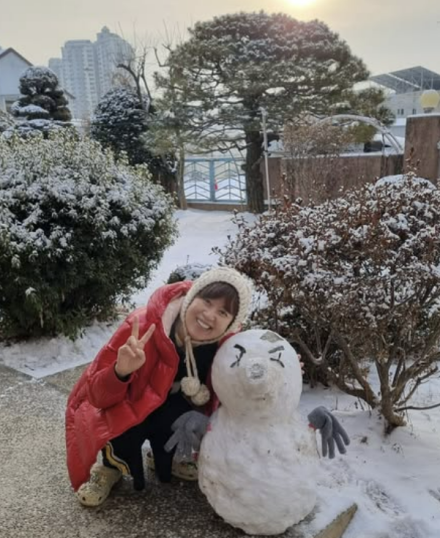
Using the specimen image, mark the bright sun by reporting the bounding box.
[287,0,316,7]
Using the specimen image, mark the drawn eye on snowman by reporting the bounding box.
[269,345,285,368]
[231,344,246,368]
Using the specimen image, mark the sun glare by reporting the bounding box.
[287,0,316,7]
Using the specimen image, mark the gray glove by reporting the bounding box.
[164,411,209,462]
[307,406,350,459]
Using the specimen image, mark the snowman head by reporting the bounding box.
[212,329,302,419]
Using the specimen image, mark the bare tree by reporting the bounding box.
[282,118,354,204]
[106,29,178,193]
[151,24,206,210]
[116,46,152,108]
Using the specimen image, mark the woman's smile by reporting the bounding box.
[185,297,233,341]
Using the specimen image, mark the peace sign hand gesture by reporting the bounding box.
[115,316,156,378]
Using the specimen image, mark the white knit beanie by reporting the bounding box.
[180,266,253,342]
[179,267,253,406]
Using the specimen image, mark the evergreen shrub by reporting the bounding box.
[0,130,177,339]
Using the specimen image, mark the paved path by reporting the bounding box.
[0,364,353,538]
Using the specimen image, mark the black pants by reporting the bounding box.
[102,395,193,491]
[102,415,178,491]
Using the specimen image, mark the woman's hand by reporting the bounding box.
[115,316,156,378]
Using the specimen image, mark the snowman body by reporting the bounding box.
[198,330,318,535]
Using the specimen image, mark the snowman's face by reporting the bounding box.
[212,329,302,418]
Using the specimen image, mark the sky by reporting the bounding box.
[1,0,439,78]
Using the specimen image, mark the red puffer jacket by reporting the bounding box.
[65,281,218,491]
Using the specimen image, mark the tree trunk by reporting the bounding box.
[177,148,188,210]
[381,399,406,433]
[245,130,265,213]
[377,363,406,432]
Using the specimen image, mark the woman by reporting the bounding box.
[65,267,253,507]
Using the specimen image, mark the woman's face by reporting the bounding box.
[185,296,234,342]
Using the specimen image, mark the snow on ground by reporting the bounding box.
[300,379,440,538]
[2,208,440,537]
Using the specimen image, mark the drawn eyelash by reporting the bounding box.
[270,352,285,368]
[231,343,246,367]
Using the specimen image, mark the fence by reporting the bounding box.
[271,153,404,205]
[183,115,440,209]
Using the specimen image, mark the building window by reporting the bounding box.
[412,108,417,114]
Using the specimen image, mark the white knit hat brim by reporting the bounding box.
[180,267,253,344]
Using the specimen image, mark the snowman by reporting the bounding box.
[166,329,350,536]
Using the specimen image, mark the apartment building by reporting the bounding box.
[50,27,134,119]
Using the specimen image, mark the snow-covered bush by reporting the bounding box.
[14,66,71,121]
[5,66,72,139]
[90,87,149,166]
[221,174,440,430]
[167,263,213,284]
[3,118,71,140]
[90,87,176,188]
[0,130,177,339]
[0,110,15,133]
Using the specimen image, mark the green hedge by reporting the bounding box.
[0,130,177,339]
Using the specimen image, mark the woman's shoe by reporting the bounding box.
[145,451,198,481]
[76,464,122,507]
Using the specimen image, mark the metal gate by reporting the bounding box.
[184,158,246,203]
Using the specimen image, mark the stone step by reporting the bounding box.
[314,503,358,538]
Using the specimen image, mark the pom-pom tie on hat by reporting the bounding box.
[179,268,254,408]
[181,335,211,406]
[181,377,200,397]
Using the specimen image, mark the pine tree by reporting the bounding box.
[90,87,176,187]
[90,87,149,165]
[12,67,71,121]
[113,45,178,192]
[8,66,72,138]
[152,54,206,209]
[341,87,396,145]
[157,11,371,212]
